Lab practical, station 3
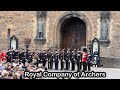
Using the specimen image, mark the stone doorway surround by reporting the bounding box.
[52,11,92,49]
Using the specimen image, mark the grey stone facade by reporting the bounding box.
[0,11,120,68]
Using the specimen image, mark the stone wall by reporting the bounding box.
[46,11,100,48]
[100,57,120,68]
[0,11,120,60]
[100,11,120,58]
[0,11,37,51]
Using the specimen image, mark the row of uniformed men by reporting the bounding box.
[5,48,92,71]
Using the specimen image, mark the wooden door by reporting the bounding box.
[60,17,86,50]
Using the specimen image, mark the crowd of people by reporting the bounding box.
[0,47,98,79]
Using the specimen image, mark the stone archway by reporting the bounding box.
[53,11,92,49]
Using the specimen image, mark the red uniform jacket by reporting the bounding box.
[82,52,88,62]
[1,51,6,61]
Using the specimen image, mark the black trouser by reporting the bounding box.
[43,60,47,67]
[7,58,11,62]
[55,61,58,70]
[77,61,80,71]
[87,61,91,71]
[77,60,82,71]
[66,60,69,70]
[39,58,42,63]
[50,60,53,69]
[22,58,26,66]
[48,59,50,69]
[83,62,87,71]
[28,59,32,63]
[79,62,82,71]
[68,61,70,70]
[71,61,75,71]
[61,60,64,70]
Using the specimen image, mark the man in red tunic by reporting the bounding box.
[82,48,88,71]
[1,50,6,62]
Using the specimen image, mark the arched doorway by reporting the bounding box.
[60,17,86,49]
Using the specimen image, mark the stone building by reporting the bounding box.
[0,11,120,68]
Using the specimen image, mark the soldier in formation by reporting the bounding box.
[3,47,95,71]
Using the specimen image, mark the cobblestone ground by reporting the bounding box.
[44,62,120,79]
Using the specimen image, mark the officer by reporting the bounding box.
[12,49,15,61]
[6,49,11,62]
[42,50,47,67]
[21,49,26,66]
[80,50,83,71]
[82,48,88,71]
[27,49,33,63]
[36,49,40,67]
[17,48,20,61]
[87,50,92,71]
[76,50,80,72]
[76,49,82,71]
[54,49,59,70]
[68,48,71,70]
[50,50,54,69]
[32,52,39,67]
[71,49,76,71]
[26,49,29,63]
[38,50,43,64]
[10,49,14,62]
[47,49,52,69]
[65,49,70,70]
[59,49,64,70]
[14,49,19,61]
[18,49,22,62]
